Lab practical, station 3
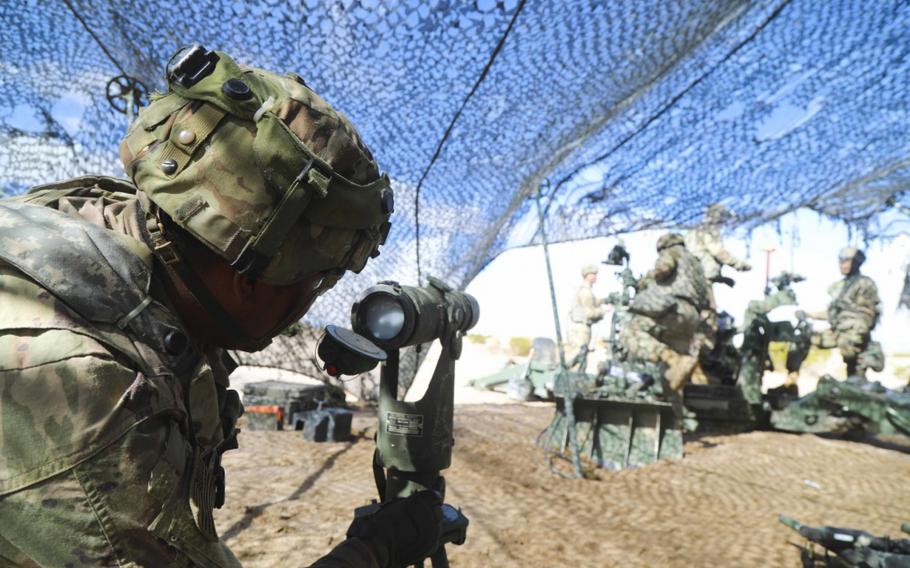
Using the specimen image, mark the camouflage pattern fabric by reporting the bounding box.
[621,236,710,388]
[0,180,385,567]
[684,224,750,282]
[119,49,391,285]
[566,282,605,363]
[621,303,702,360]
[825,274,882,376]
[639,237,712,308]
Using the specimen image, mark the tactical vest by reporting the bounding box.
[0,188,242,567]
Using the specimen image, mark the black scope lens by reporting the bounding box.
[351,281,479,350]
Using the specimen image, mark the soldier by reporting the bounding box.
[620,233,712,391]
[0,47,440,567]
[684,203,751,287]
[565,264,607,367]
[808,247,884,379]
[900,262,910,310]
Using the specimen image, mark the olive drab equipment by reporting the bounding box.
[780,514,910,566]
[120,44,393,285]
[318,279,476,566]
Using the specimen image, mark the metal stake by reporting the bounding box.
[535,183,583,479]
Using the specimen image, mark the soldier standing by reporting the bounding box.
[565,264,607,367]
[900,260,910,310]
[809,247,883,379]
[0,47,440,568]
[620,233,712,391]
[684,203,751,286]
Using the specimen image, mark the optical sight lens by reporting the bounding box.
[364,294,405,340]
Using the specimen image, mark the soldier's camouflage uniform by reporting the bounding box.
[817,273,883,378]
[900,263,910,310]
[683,205,750,283]
[0,49,393,568]
[566,267,605,365]
[620,234,712,390]
[684,224,750,283]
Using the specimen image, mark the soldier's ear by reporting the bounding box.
[231,270,257,301]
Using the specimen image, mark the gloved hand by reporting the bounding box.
[346,490,443,568]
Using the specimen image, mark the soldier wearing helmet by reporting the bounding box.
[684,203,751,286]
[620,233,712,391]
[565,264,607,367]
[0,47,438,567]
[808,247,883,379]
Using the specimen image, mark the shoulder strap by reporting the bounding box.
[0,201,198,376]
[836,275,859,304]
[17,175,138,206]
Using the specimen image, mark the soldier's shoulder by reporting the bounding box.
[856,274,879,291]
[0,263,117,362]
[16,175,137,203]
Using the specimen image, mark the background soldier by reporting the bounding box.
[0,48,439,568]
[901,261,910,310]
[887,198,910,310]
[808,247,883,379]
[684,203,752,287]
[620,233,712,391]
[566,264,607,367]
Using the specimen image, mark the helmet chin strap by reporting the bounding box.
[138,204,272,352]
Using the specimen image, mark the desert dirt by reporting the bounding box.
[218,403,910,568]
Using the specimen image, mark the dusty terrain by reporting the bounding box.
[219,404,910,568]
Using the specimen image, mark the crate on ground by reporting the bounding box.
[245,405,285,431]
[242,380,342,430]
[295,408,353,442]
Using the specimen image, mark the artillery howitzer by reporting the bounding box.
[602,241,639,361]
[780,514,910,567]
[537,240,683,470]
[771,375,910,437]
[679,272,811,432]
[467,243,638,402]
[318,277,476,567]
[540,270,819,468]
[467,336,562,401]
[733,272,812,404]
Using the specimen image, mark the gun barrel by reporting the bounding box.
[779,514,801,531]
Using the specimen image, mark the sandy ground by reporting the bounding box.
[218,341,910,566]
[218,403,910,567]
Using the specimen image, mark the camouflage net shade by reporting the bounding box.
[2,0,910,333]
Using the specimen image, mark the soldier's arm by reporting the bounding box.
[651,251,677,282]
[851,278,881,322]
[316,491,442,568]
[308,538,386,568]
[579,286,606,321]
[704,236,750,271]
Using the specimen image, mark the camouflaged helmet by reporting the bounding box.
[119,45,392,285]
[656,232,684,251]
[581,264,599,277]
[705,203,734,223]
[839,246,866,266]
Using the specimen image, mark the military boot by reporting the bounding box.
[784,371,799,387]
[660,350,698,391]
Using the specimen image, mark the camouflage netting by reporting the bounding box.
[2,0,909,341]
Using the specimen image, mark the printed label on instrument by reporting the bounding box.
[386,412,424,437]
